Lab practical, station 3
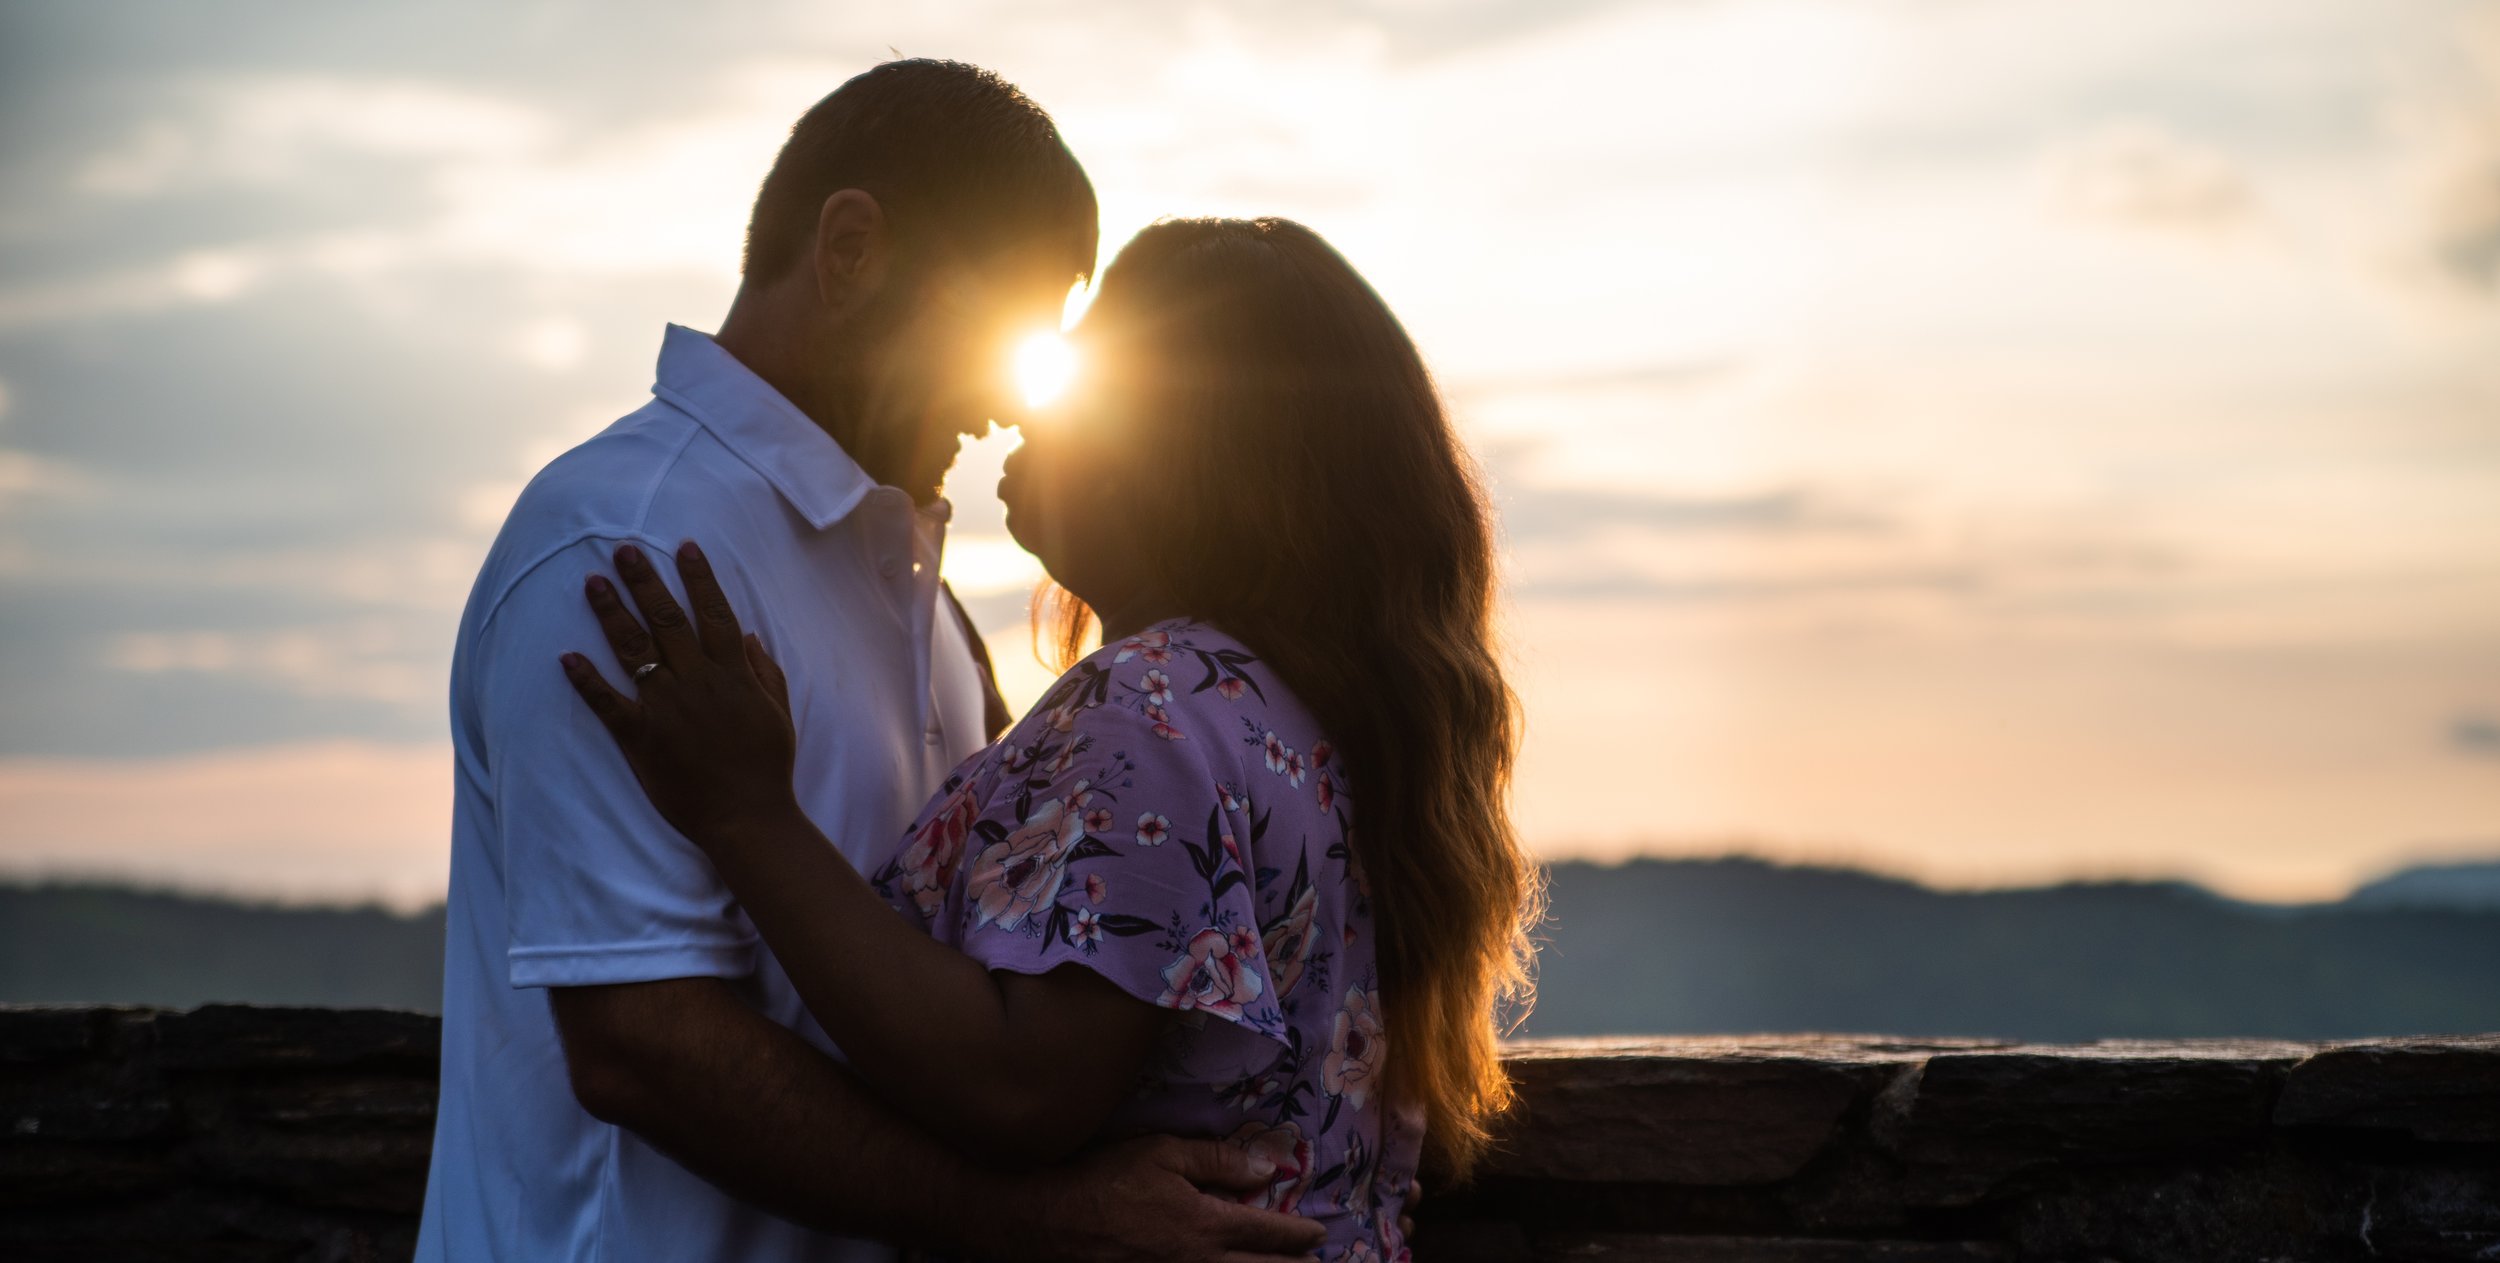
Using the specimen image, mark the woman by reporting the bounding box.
[559,217,1537,1260]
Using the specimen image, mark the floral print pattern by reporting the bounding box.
[891,779,978,920]
[1323,986,1387,1109]
[964,796,1083,933]
[868,620,1415,1261]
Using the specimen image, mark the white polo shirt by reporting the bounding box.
[417,325,990,1263]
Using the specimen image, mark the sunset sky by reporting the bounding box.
[2,0,2496,906]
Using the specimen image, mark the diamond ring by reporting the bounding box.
[633,662,661,682]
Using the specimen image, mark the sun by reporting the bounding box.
[1015,331,1078,409]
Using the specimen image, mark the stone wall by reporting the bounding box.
[1428,1036,2500,1261]
[3,1006,437,1262]
[2,1007,2495,1261]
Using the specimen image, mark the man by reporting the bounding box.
[417,60,1326,1263]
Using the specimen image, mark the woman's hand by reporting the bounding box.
[560,540,803,845]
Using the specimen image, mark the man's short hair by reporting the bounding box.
[743,59,1098,286]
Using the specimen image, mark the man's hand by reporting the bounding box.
[989,1134,1327,1263]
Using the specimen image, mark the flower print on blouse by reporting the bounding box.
[869,620,1418,1261]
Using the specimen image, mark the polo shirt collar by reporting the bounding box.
[649,323,874,530]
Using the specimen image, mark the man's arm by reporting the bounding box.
[473,542,1317,1259]
[550,976,1326,1263]
[550,978,956,1242]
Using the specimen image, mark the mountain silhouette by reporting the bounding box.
[9,856,2498,1039]
[1521,857,2500,1040]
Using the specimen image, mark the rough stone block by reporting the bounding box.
[0,1189,418,1263]
[215,1072,441,1133]
[153,1006,440,1070]
[0,1006,121,1064]
[1490,1038,1929,1185]
[2348,1164,2500,1261]
[2276,1037,2500,1144]
[1875,1041,2306,1179]
[183,1127,433,1213]
[0,1140,183,1205]
[1532,1233,2009,1261]
[0,1075,175,1142]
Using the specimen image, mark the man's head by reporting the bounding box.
[728,59,1096,502]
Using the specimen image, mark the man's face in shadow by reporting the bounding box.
[838,250,1076,506]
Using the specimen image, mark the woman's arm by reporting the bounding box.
[559,541,1167,1167]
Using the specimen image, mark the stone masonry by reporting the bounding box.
[2,1007,2495,1261]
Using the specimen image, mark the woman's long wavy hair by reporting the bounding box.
[1040,217,1541,1180]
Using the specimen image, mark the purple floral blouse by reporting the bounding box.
[868,619,1417,1261]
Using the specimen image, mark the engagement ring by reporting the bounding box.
[633,662,660,681]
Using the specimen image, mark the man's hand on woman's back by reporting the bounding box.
[992,1134,1326,1263]
[554,978,1319,1261]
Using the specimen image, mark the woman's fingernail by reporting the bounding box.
[616,544,643,570]
[586,574,610,595]
[680,540,704,563]
[1247,1156,1276,1178]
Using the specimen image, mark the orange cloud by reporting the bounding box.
[0,742,451,908]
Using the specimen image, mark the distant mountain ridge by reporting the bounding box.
[1,884,445,1011]
[2342,860,2500,912]
[7,856,2498,1040]
[1522,857,2500,1041]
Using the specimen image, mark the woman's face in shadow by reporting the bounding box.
[996,325,1149,613]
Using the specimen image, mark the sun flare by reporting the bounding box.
[1015,331,1078,409]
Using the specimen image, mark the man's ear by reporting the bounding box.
[809,189,888,315]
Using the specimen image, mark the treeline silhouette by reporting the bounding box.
[3,884,446,1011]
[8,857,2498,1039]
[1527,858,2500,1040]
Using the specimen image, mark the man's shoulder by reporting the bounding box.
[468,402,764,630]
[507,402,704,535]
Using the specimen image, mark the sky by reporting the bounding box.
[1,0,2495,907]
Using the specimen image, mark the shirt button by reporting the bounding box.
[879,557,901,579]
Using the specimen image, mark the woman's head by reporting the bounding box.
[1001,217,1541,1178]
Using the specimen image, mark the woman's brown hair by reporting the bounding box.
[1042,217,1541,1179]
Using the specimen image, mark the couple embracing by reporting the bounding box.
[417,58,1538,1263]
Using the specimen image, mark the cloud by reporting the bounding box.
[508,316,589,372]
[1,0,2496,910]
[104,619,440,707]
[2453,713,2500,757]
[1490,465,2194,619]
[0,249,268,330]
[1452,357,1742,403]
[72,76,553,198]
[1498,482,1886,545]
[1512,564,1982,604]
[2394,10,2500,296]
[0,448,93,508]
[2041,121,2258,237]
[1479,432,1891,545]
[0,67,768,335]
[0,740,452,908]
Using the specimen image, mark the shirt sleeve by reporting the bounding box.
[476,534,758,989]
[949,682,1288,1045]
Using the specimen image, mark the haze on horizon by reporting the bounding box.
[1,0,2496,908]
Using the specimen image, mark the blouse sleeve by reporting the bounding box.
[949,679,1288,1044]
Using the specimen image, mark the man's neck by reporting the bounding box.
[714,292,867,459]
